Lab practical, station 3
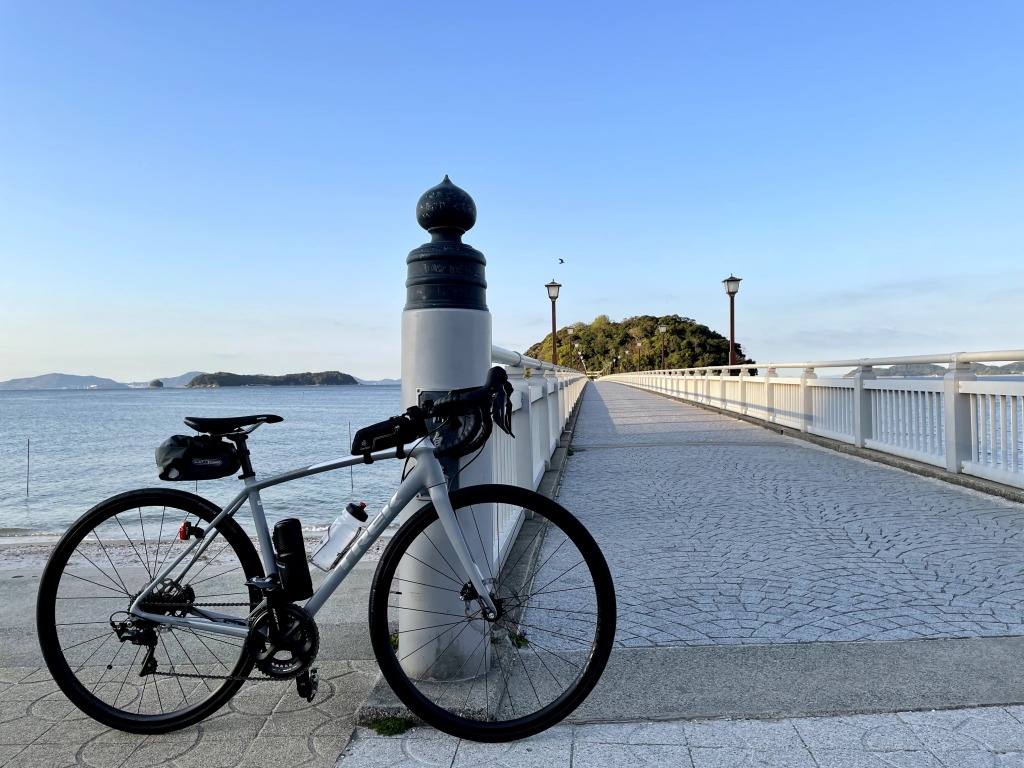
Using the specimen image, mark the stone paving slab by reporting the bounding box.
[337,705,1024,767]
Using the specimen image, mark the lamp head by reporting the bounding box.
[545,280,562,300]
[722,275,742,296]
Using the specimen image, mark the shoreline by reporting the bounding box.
[0,531,392,571]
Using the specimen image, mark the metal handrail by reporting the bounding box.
[604,349,1024,376]
[491,345,580,374]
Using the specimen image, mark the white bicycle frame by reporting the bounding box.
[128,440,499,638]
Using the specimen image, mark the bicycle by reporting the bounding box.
[35,367,616,743]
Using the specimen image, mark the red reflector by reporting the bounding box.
[178,522,188,540]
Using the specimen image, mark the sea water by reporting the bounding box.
[0,386,402,539]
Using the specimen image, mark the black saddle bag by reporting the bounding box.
[156,435,241,481]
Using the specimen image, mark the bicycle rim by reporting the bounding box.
[37,489,262,733]
[369,484,616,742]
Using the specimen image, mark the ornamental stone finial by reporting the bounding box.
[416,175,477,233]
[405,176,487,311]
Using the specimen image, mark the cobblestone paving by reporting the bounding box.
[561,383,1024,648]
[338,706,1024,767]
[0,661,378,768]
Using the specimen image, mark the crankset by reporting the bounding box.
[248,603,320,680]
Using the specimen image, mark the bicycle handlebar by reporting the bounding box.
[422,366,509,420]
[350,367,513,460]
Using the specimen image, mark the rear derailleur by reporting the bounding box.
[111,615,159,676]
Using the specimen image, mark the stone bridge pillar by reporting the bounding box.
[399,176,493,678]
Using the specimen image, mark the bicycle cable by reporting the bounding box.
[445,441,486,490]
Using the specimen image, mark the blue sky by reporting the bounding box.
[1,1,1021,381]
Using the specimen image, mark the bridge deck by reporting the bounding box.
[565,381,1024,721]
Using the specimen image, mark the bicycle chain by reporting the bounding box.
[143,601,317,683]
[143,600,265,682]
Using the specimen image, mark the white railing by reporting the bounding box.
[490,345,586,492]
[489,346,587,558]
[604,350,1024,491]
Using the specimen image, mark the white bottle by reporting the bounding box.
[310,502,368,571]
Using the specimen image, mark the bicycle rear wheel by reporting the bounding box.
[368,484,616,742]
[36,488,263,733]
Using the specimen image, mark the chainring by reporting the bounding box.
[248,604,320,680]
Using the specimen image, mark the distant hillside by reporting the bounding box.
[187,371,359,388]
[156,371,206,388]
[873,363,1024,377]
[0,373,127,390]
[976,362,1024,375]
[354,377,401,386]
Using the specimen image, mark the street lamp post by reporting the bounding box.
[659,324,668,370]
[546,280,561,366]
[636,340,643,372]
[567,327,574,369]
[722,275,742,367]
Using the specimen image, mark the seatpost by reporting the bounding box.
[227,433,255,479]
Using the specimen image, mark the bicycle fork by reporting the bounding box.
[419,452,499,621]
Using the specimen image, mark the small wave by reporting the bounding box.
[0,528,56,537]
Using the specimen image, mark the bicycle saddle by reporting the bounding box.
[184,414,283,435]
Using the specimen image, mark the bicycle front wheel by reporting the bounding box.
[36,488,263,733]
[368,484,616,742]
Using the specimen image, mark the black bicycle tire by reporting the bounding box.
[368,484,616,742]
[37,488,263,734]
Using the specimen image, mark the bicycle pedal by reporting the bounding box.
[296,668,318,702]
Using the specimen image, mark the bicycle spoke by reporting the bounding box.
[466,504,496,583]
[59,571,129,598]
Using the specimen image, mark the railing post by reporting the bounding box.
[738,367,748,415]
[505,366,535,490]
[800,366,817,432]
[719,368,728,410]
[530,369,550,470]
[399,176,492,678]
[562,374,570,421]
[765,367,776,423]
[853,364,875,447]
[544,368,559,461]
[943,359,976,473]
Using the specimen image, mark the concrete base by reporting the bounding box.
[575,636,1024,723]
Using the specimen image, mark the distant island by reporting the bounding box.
[0,373,127,390]
[186,371,359,387]
[0,370,381,390]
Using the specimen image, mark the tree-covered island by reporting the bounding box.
[187,371,359,387]
[526,314,754,375]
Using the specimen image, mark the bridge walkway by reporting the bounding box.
[563,381,1024,722]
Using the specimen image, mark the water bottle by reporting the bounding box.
[310,502,368,571]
